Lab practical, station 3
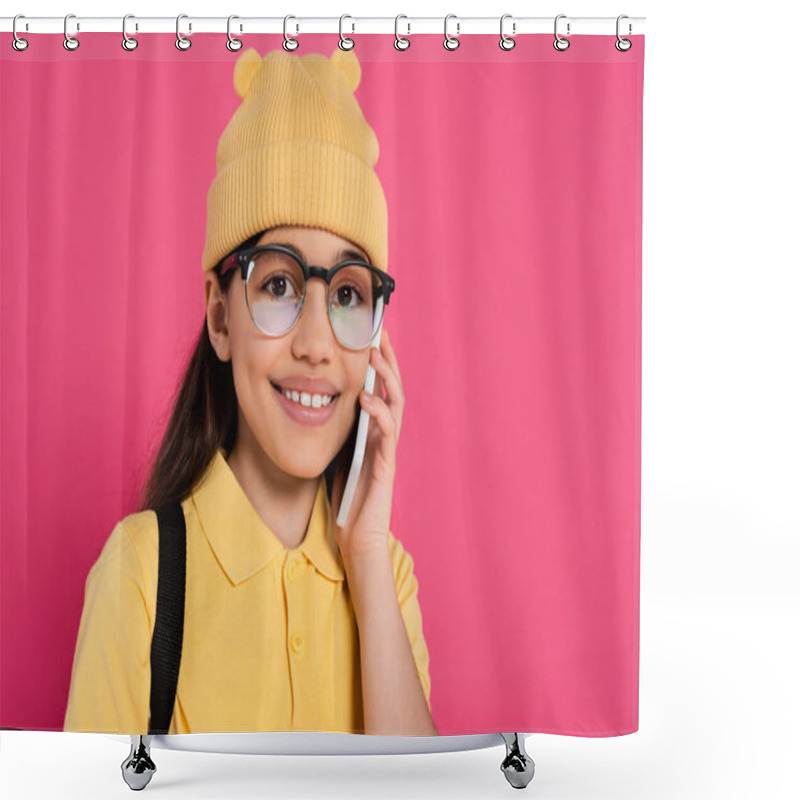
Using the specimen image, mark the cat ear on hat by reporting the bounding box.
[233,48,263,99]
[330,47,361,93]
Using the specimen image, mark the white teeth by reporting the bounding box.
[282,388,334,408]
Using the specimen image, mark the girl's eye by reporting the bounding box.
[333,284,363,309]
[261,274,299,298]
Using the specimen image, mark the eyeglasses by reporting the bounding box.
[220,244,396,351]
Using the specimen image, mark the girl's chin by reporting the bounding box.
[274,451,336,482]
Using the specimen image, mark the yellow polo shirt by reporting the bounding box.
[63,447,431,734]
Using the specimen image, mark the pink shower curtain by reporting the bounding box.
[0,31,644,736]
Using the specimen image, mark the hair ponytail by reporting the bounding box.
[136,274,239,513]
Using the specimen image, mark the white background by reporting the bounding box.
[2,1,798,798]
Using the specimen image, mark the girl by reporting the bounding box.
[64,46,436,737]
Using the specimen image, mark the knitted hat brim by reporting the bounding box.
[202,139,388,274]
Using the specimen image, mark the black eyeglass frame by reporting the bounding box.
[219,244,396,349]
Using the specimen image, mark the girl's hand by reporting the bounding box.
[331,326,404,559]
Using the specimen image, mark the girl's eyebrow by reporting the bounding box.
[272,241,370,265]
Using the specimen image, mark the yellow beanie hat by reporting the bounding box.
[202,46,388,274]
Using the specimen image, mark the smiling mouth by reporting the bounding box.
[270,382,341,403]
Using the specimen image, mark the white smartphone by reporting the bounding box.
[336,315,384,528]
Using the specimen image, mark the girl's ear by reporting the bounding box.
[205,273,232,363]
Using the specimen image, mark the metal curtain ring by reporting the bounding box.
[553,14,570,51]
[122,14,138,51]
[339,15,354,50]
[12,14,29,51]
[283,15,299,51]
[176,14,191,51]
[616,14,632,51]
[394,14,410,51]
[443,14,460,51]
[499,14,516,50]
[64,13,80,51]
[227,15,243,51]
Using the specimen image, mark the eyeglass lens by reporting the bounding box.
[245,250,383,349]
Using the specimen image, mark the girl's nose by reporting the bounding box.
[295,279,335,342]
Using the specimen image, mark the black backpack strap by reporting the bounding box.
[148,502,186,736]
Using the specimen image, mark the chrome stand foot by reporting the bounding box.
[500,733,535,789]
[121,735,157,790]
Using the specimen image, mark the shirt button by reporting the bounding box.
[287,560,299,582]
[290,633,304,654]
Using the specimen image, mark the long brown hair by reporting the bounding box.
[135,229,358,514]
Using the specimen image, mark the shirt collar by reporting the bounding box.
[190,447,345,586]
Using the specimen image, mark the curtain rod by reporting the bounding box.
[1,16,646,37]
